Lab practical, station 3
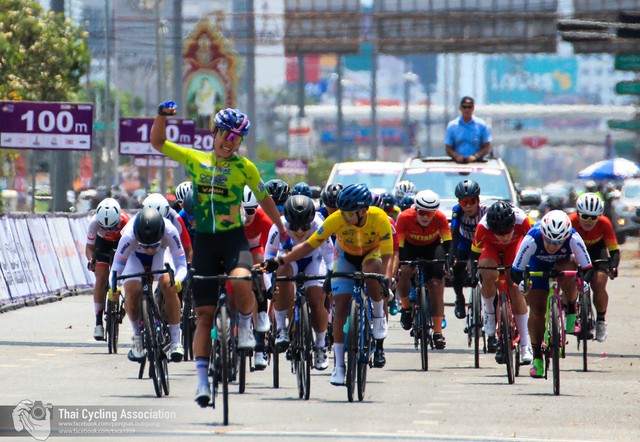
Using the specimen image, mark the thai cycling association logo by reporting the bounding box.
[12,400,52,441]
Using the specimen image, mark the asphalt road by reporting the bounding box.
[1,241,639,441]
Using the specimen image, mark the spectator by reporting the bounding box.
[445,96,492,163]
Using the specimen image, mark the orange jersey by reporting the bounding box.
[471,207,531,254]
[396,208,452,248]
[569,212,619,252]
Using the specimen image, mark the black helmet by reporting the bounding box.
[134,208,165,245]
[182,188,194,217]
[284,195,315,228]
[486,201,515,234]
[265,179,290,205]
[321,183,343,208]
[379,192,397,211]
[455,179,481,199]
[291,182,312,198]
[399,193,415,211]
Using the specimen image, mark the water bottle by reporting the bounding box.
[409,287,416,302]
[211,326,218,340]
[442,316,447,329]
[343,316,350,334]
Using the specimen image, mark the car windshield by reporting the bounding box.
[401,167,513,201]
[623,182,640,199]
[333,170,400,190]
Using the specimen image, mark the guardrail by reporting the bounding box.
[0,212,93,311]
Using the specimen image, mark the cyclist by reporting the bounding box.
[173,180,193,211]
[510,210,593,378]
[150,102,288,406]
[85,198,130,341]
[398,193,416,212]
[291,182,313,198]
[394,180,416,201]
[396,190,451,349]
[266,179,291,216]
[318,183,343,220]
[111,208,188,363]
[379,192,400,220]
[570,193,620,342]
[242,185,275,370]
[266,195,334,370]
[143,193,193,263]
[178,189,196,242]
[257,183,393,386]
[449,179,487,320]
[466,201,533,364]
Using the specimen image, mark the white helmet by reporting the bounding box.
[395,180,416,199]
[576,192,604,217]
[174,181,192,204]
[96,198,121,229]
[242,185,259,209]
[414,190,440,211]
[142,193,170,218]
[540,210,572,243]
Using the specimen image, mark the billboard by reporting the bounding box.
[485,56,578,104]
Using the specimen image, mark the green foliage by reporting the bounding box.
[76,82,145,118]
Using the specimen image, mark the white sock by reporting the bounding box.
[130,317,141,336]
[169,323,181,344]
[94,302,104,315]
[373,300,385,318]
[238,312,252,329]
[275,309,288,330]
[483,295,496,314]
[515,313,530,347]
[333,343,345,368]
[315,331,326,349]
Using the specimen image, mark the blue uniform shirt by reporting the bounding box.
[445,115,492,157]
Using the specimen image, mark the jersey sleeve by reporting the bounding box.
[600,217,620,252]
[471,222,488,254]
[570,232,592,269]
[307,212,341,249]
[87,217,98,245]
[161,140,191,164]
[512,234,537,272]
[175,215,192,250]
[437,212,452,242]
[320,237,335,269]
[265,224,281,259]
[378,213,394,256]
[165,220,188,282]
[396,213,408,248]
[243,158,269,200]
[111,232,136,285]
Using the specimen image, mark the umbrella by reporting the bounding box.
[577,158,640,180]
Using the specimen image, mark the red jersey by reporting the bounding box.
[569,212,619,252]
[471,207,531,254]
[87,211,130,244]
[389,216,399,252]
[396,208,452,247]
[244,208,273,250]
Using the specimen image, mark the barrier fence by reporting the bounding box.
[0,213,94,308]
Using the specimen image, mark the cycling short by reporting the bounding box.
[399,242,446,280]
[192,229,252,308]
[586,240,609,273]
[288,255,323,289]
[528,257,573,291]
[250,245,265,256]
[94,236,117,267]
[331,246,381,296]
[479,239,522,267]
[119,250,165,287]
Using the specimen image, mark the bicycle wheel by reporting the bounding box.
[357,306,371,402]
[209,334,218,411]
[159,325,170,396]
[551,301,561,395]
[106,299,116,354]
[346,298,359,403]
[238,349,247,394]
[471,284,482,368]
[181,285,194,361]
[297,299,312,400]
[269,315,279,388]
[217,305,231,425]
[579,287,592,372]
[418,286,429,371]
[142,297,162,397]
[500,293,515,385]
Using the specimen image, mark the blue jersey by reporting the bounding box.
[450,203,487,253]
[317,206,330,221]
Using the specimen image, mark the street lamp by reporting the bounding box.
[403,71,418,154]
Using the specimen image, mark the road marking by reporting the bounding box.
[418,409,443,414]
[412,420,440,425]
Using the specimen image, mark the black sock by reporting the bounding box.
[96,312,103,326]
[597,311,606,322]
[376,339,384,351]
[532,344,543,359]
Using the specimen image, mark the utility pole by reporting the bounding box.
[336,56,344,161]
[245,0,257,159]
[156,1,167,195]
[370,45,378,160]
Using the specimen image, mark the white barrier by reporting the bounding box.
[0,213,93,306]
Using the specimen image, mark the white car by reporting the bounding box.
[325,161,403,195]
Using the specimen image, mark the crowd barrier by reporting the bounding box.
[0,213,94,311]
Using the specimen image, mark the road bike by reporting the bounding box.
[114,263,174,398]
[105,287,125,354]
[328,271,388,402]
[274,273,326,400]
[465,267,485,368]
[180,275,196,361]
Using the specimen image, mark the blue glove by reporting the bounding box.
[281,231,294,251]
[157,100,178,116]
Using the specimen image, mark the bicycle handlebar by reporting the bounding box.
[113,263,175,287]
[274,274,327,283]
[191,267,264,283]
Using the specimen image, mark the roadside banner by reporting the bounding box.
[26,215,66,292]
[10,217,48,296]
[46,217,88,289]
[0,217,32,300]
[68,214,95,286]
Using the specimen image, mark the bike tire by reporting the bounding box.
[299,300,312,400]
[270,316,279,388]
[419,286,429,371]
[579,286,591,372]
[218,305,231,425]
[159,326,170,396]
[142,297,162,397]
[346,298,359,403]
[551,301,561,395]
[112,301,120,354]
[181,286,194,361]
[472,284,482,367]
[357,306,370,402]
[500,293,515,385]
[239,350,247,394]
[106,300,115,354]
[209,336,218,411]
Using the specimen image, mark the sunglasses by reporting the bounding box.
[244,208,256,216]
[459,197,477,207]
[579,214,599,221]
[103,225,118,231]
[416,209,437,218]
[461,104,473,109]
[215,128,243,142]
[289,223,311,232]
[543,236,564,246]
[140,242,162,250]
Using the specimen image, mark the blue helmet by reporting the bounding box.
[291,182,312,198]
[213,108,251,135]
[399,193,415,212]
[336,183,372,211]
[379,192,397,211]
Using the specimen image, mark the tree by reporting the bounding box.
[0,1,90,212]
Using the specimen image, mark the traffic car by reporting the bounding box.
[613,178,640,244]
[325,161,404,195]
[394,156,539,220]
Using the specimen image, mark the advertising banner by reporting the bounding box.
[26,216,66,293]
[0,101,93,151]
[10,217,48,296]
[119,118,195,155]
